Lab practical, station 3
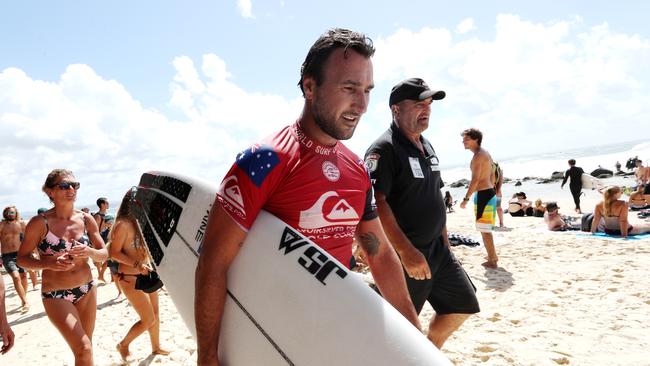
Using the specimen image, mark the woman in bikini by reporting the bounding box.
[591,186,650,237]
[109,187,169,361]
[18,169,108,365]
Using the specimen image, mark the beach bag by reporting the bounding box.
[135,271,164,293]
[580,213,594,232]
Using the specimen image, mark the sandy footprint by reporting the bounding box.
[475,345,498,353]
[487,313,501,322]
[553,356,570,364]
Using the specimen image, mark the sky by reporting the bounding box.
[1,1,650,213]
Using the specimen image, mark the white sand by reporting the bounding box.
[1,275,195,365]
[2,191,649,365]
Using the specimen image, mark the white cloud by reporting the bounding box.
[237,0,255,19]
[456,18,475,34]
[359,14,650,169]
[1,56,301,212]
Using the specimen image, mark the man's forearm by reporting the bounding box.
[195,262,228,364]
[366,246,420,327]
[375,198,416,256]
[464,178,480,201]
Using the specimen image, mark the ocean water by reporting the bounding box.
[441,139,649,206]
[441,139,649,183]
[22,140,648,220]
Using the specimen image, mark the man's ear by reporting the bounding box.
[391,105,399,119]
[303,77,316,100]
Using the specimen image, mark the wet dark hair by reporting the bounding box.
[297,28,375,97]
[42,169,75,203]
[96,197,108,208]
[568,159,576,166]
[461,128,483,146]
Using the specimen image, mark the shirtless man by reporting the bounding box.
[635,160,650,195]
[459,129,498,268]
[543,202,569,231]
[0,206,29,311]
[629,184,649,209]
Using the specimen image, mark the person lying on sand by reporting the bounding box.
[543,202,578,231]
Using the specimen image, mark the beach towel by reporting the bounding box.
[448,233,481,247]
[576,232,650,241]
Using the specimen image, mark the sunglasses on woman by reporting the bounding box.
[57,181,81,190]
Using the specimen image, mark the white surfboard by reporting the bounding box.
[581,173,604,190]
[133,171,452,366]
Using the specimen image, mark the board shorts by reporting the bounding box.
[474,188,497,232]
[404,237,480,315]
[1,251,25,273]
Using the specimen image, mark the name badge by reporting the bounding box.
[409,157,424,178]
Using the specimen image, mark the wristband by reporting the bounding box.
[462,197,470,202]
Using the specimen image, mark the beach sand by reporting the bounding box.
[2,191,649,365]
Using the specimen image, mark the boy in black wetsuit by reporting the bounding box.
[561,159,584,214]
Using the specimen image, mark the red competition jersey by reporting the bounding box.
[217,122,377,266]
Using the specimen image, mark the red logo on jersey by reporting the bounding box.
[298,191,359,229]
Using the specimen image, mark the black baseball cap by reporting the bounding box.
[389,78,445,106]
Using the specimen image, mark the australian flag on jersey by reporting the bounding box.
[236,144,281,187]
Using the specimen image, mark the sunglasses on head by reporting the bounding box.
[57,181,81,190]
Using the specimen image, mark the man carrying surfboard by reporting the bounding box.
[195,28,420,366]
[364,79,480,349]
[561,159,585,214]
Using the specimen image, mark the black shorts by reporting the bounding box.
[405,237,480,315]
[107,259,119,275]
[1,252,25,274]
[644,184,650,195]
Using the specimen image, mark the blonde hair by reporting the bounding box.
[603,186,622,216]
[535,199,542,208]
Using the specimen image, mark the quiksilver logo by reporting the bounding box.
[298,191,359,229]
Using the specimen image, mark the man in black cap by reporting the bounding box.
[364,78,479,349]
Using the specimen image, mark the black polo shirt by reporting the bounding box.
[364,122,446,249]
